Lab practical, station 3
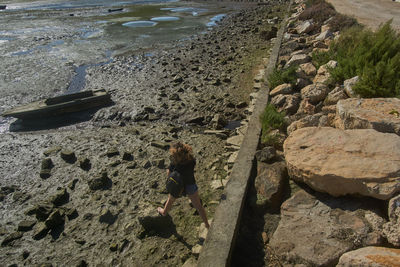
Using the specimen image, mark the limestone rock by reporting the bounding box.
[280,94,301,115]
[270,83,293,97]
[192,244,202,256]
[269,190,385,266]
[182,258,197,267]
[226,135,244,147]
[284,127,400,200]
[324,86,348,105]
[285,54,311,68]
[297,62,316,78]
[79,157,91,170]
[99,209,117,225]
[337,247,400,267]
[316,30,333,41]
[296,20,314,34]
[271,94,286,107]
[313,60,337,84]
[255,162,287,211]
[336,98,400,135]
[150,141,170,150]
[41,158,53,170]
[300,83,330,104]
[343,76,359,97]
[45,209,65,229]
[382,195,400,247]
[32,222,49,240]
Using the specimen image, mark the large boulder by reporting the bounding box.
[337,247,400,267]
[284,127,400,200]
[269,190,385,266]
[336,98,400,135]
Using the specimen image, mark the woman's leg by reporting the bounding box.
[188,191,210,228]
[157,194,175,216]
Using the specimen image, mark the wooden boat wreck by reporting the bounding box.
[1,89,112,120]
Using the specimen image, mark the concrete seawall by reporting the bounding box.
[197,1,293,266]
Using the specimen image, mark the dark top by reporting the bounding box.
[168,159,196,186]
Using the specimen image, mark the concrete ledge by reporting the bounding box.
[197,2,292,267]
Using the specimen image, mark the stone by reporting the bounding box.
[151,158,165,169]
[343,76,359,97]
[28,203,53,221]
[300,83,330,104]
[316,30,333,41]
[271,94,286,107]
[227,151,238,165]
[296,20,314,34]
[254,162,287,211]
[297,62,316,78]
[88,172,110,190]
[199,220,212,242]
[99,209,117,225]
[255,146,276,163]
[41,158,53,170]
[1,231,23,246]
[324,86,347,105]
[49,188,69,206]
[270,83,293,97]
[45,209,64,229]
[284,127,400,200]
[192,244,202,256]
[336,98,400,135]
[79,157,91,170]
[32,223,49,240]
[106,148,119,157]
[285,54,311,68]
[382,195,400,246]
[150,141,170,150]
[39,169,51,179]
[226,135,244,147]
[313,60,337,84]
[279,94,301,115]
[186,116,205,125]
[210,180,225,190]
[43,146,62,156]
[210,114,227,130]
[182,258,197,267]
[337,247,400,267]
[18,220,36,232]
[122,152,133,161]
[297,98,316,115]
[203,130,228,139]
[60,149,76,163]
[269,190,385,266]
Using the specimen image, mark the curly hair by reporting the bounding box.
[169,142,194,165]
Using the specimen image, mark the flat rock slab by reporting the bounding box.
[336,98,400,135]
[284,127,400,200]
[269,190,384,266]
[337,247,400,267]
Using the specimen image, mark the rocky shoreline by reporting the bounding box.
[233,1,400,266]
[0,1,289,266]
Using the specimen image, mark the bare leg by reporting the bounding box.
[188,191,210,228]
[157,194,175,216]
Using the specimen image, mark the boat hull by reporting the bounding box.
[1,89,112,120]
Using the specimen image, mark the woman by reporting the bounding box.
[157,142,210,229]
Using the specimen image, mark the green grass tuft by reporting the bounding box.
[260,104,286,146]
[268,65,298,89]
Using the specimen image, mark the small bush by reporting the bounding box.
[328,13,358,32]
[313,21,400,98]
[260,104,286,145]
[268,65,297,89]
[298,2,336,24]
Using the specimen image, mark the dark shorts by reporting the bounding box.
[185,184,198,195]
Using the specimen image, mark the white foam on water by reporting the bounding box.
[150,16,180,22]
[122,21,157,27]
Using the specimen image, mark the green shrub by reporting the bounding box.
[268,65,297,89]
[317,21,400,98]
[260,104,286,145]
